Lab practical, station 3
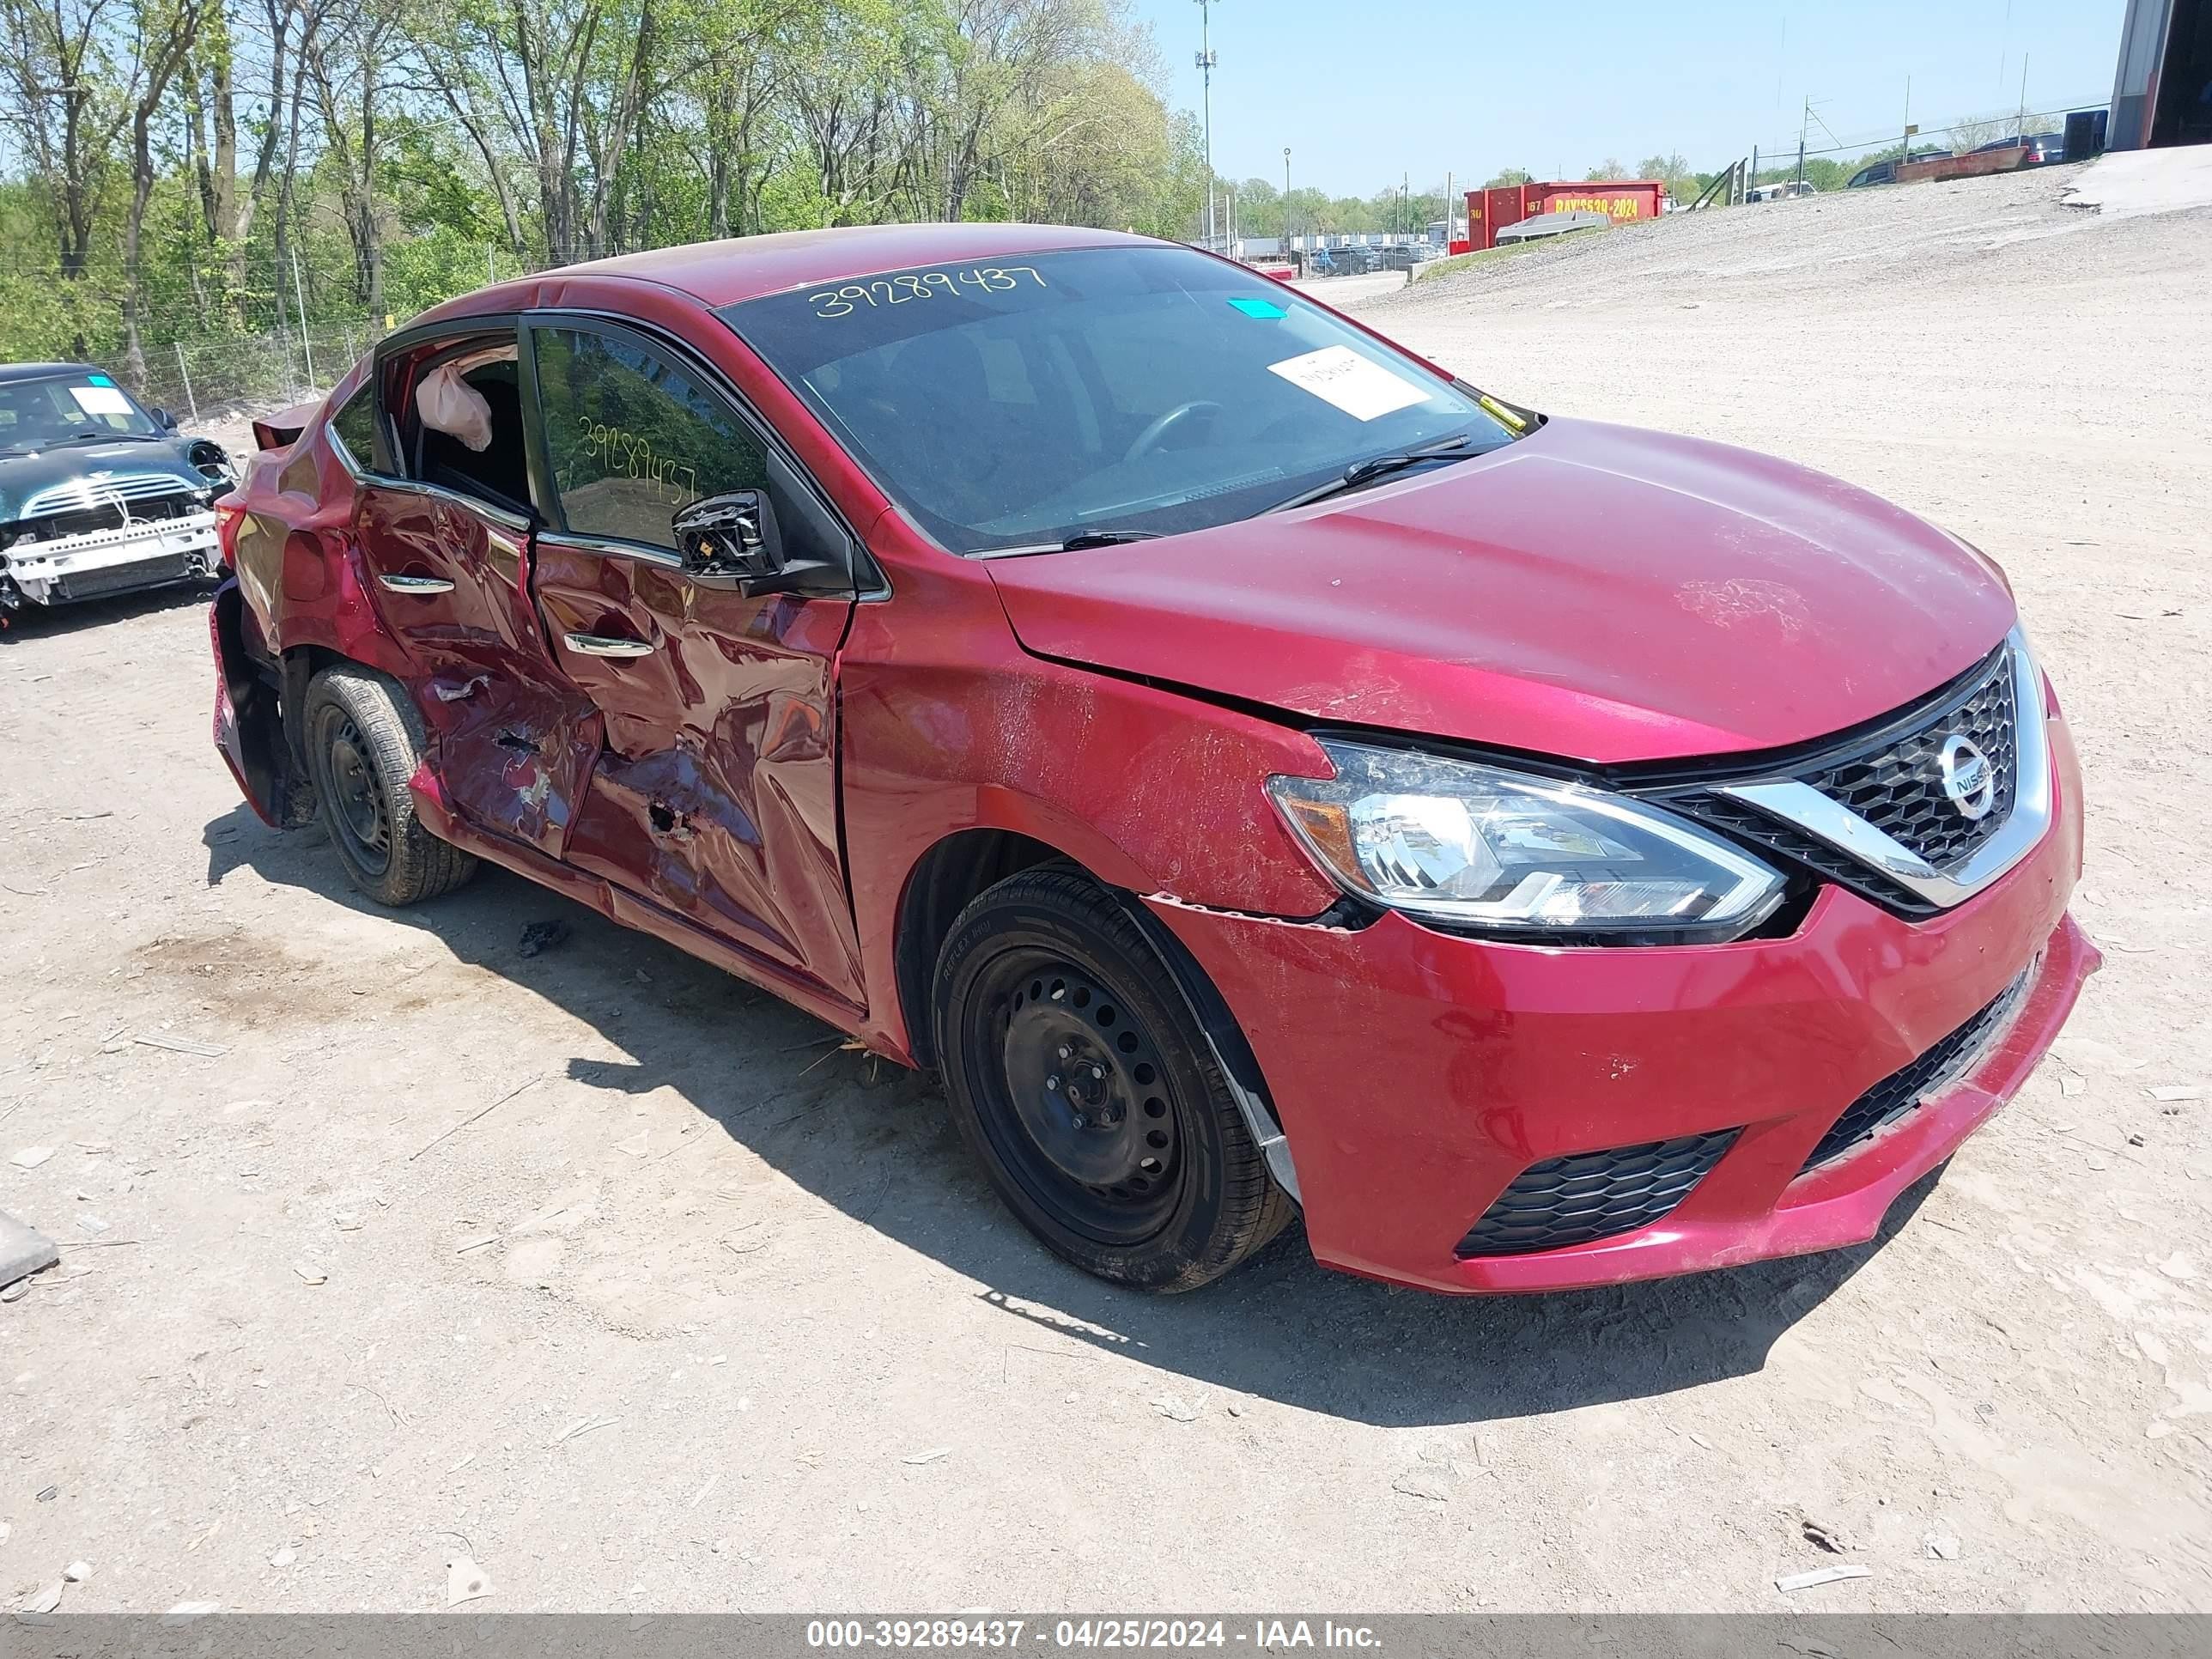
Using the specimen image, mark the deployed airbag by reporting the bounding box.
[416,362,493,453]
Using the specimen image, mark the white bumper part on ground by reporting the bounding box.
[3,509,221,605]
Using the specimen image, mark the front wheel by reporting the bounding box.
[301,665,477,907]
[933,868,1294,1291]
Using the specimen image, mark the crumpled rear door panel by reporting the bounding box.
[355,482,597,859]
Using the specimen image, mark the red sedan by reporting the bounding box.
[208,224,2095,1294]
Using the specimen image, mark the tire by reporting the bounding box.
[301,665,477,906]
[933,867,1294,1291]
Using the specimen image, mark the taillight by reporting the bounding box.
[213,499,246,565]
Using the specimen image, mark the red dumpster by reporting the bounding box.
[1465,179,1667,252]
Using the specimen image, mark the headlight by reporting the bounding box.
[1266,738,1785,941]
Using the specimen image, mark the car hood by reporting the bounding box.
[986,417,2017,766]
[0,439,225,523]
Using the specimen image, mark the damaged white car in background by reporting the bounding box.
[0,362,234,624]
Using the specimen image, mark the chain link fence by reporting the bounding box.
[131,319,386,422]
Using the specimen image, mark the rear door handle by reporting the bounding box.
[563,631,655,659]
[379,573,455,594]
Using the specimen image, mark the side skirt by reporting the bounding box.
[410,766,885,1054]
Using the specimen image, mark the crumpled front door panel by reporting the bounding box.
[533,541,862,1006]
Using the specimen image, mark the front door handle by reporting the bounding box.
[563,631,655,659]
[379,572,455,594]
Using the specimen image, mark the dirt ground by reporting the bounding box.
[3,158,2209,1615]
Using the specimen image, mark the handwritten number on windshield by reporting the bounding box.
[807,266,1046,319]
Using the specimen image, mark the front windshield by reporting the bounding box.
[720,245,1522,554]
[0,372,161,451]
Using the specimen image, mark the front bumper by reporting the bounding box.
[2,510,221,607]
[1151,714,2094,1294]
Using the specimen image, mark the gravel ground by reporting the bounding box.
[3,158,2209,1615]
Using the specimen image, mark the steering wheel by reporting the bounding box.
[1124,400,1224,463]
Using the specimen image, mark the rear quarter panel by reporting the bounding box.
[227,359,410,683]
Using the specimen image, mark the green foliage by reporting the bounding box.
[1751,157,1850,192]
[0,0,1215,383]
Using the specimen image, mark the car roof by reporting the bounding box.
[416,222,1163,328]
[0,362,101,383]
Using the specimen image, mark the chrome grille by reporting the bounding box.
[21,472,202,517]
[1801,653,2017,869]
[1678,793,1938,917]
[1661,631,2047,919]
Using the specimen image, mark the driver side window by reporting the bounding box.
[532,324,768,553]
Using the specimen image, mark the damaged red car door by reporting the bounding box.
[520,317,866,1008]
[351,327,598,858]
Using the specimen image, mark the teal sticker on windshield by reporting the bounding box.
[1227,297,1286,319]
[87,373,115,386]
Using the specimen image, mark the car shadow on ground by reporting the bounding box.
[205,800,1941,1430]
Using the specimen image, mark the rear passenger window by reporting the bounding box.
[532,325,767,553]
[329,382,376,470]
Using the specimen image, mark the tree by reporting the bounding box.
[1946,111,2010,153]
[303,0,402,311]
[120,0,213,380]
[0,0,1231,395]
[1482,167,1531,188]
[0,0,131,289]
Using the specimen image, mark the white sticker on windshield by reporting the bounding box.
[70,385,132,416]
[1266,345,1429,422]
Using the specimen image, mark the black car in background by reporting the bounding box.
[0,363,234,623]
[1976,132,2067,164]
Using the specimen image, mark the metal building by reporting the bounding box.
[2112,0,2212,148]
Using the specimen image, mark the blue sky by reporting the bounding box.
[1128,0,2130,194]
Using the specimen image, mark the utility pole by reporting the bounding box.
[1900,76,1913,170]
[1796,94,1808,187]
[2017,52,2029,137]
[291,245,316,389]
[1284,146,1291,249]
[1194,0,1220,247]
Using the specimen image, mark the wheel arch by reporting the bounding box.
[892,827,1065,1069]
[890,824,1298,1203]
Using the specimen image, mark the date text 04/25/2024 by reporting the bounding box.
[804,1620,1383,1650]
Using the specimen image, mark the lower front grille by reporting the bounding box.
[1455,1128,1739,1257]
[55,552,195,600]
[1799,968,2034,1173]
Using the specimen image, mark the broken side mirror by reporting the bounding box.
[672,489,837,600]
[153,405,179,430]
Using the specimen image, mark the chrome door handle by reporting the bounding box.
[379,573,455,594]
[563,632,654,659]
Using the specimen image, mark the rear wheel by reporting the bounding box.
[302,665,477,906]
[933,868,1293,1291]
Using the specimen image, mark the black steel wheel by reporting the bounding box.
[301,665,477,907]
[933,867,1294,1291]
[314,703,392,878]
[992,957,1184,1243]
